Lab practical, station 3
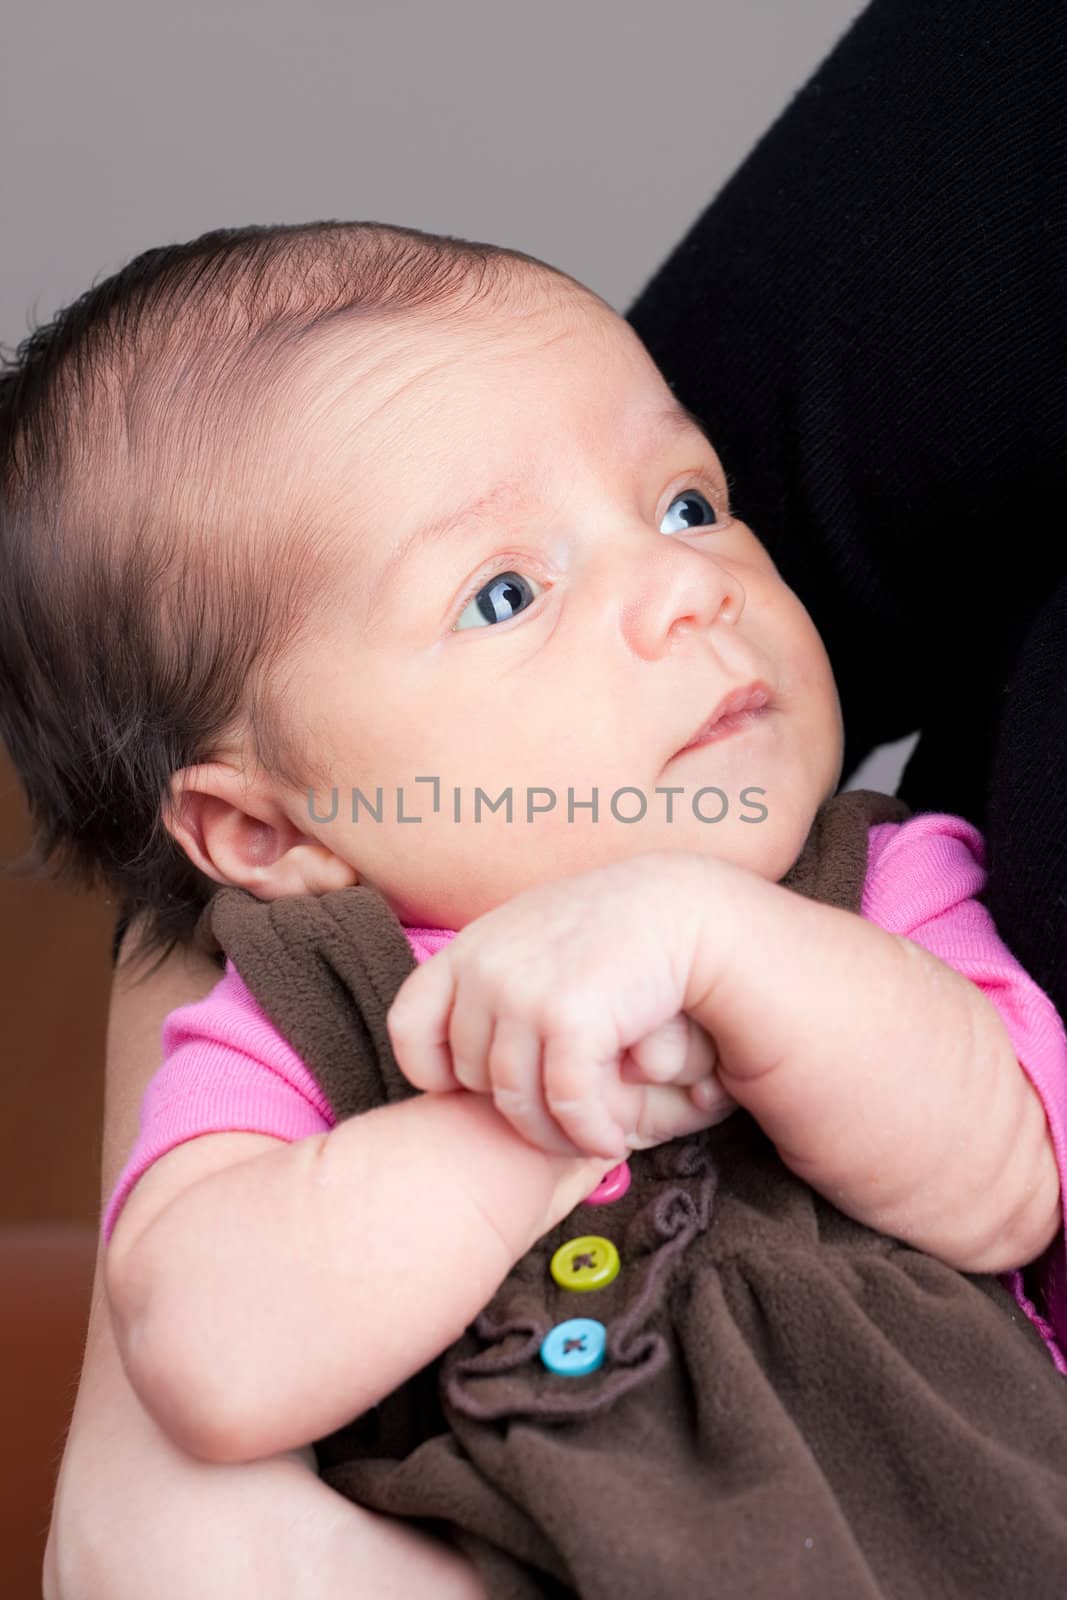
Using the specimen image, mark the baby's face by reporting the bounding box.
[241,283,843,928]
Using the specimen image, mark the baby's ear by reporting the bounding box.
[163,762,359,898]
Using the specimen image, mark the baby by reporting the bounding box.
[4,219,1067,1597]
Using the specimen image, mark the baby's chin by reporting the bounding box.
[359,798,822,926]
[682,804,823,886]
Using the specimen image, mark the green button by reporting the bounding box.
[550,1235,620,1292]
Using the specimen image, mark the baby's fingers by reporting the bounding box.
[488,1017,588,1158]
[541,1030,630,1161]
[627,1082,739,1150]
[620,1013,718,1087]
[386,955,460,1092]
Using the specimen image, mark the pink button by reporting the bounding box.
[584,1161,631,1205]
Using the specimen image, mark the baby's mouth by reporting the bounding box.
[674,681,772,756]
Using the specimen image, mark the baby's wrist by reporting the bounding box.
[541,1152,617,1238]
[433,1092,606,1256]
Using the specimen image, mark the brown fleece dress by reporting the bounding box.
[192,787,1067,1599]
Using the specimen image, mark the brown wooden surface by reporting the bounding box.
[1,752,114,1224]
[0,1223,98,1599]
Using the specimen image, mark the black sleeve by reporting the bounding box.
[626,0,1067,1019]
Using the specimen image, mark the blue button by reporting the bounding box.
[540,1317,607,1376]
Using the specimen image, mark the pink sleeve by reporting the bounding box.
[863,813,1067,1371]
[101,958,335,1244]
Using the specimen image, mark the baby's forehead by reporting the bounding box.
[276,295,625,460]
[293,278,630,396]
[257,287,666,536]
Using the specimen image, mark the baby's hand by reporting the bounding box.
[386,853,738,1159]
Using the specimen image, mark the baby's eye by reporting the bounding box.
[453,570,544,631]
[450,486,725,633]
[659,487,721,535]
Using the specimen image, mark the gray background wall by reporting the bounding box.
[1,0,915,1218]
[5,0,872,334]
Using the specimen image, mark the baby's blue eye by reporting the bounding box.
[451,488,721,633]
[453,570,544,631]
[660,487,719,534]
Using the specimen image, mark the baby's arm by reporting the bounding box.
[105,1046,610,1464]
[46,920,490,1600]
[683,854,1063,1274]
[383,844,1060,1274]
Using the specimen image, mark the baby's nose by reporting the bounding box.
[619,545,745,660]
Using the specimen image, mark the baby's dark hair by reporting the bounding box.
[0,219,594,980]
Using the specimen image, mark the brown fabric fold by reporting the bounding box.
[195,788,1067,1598]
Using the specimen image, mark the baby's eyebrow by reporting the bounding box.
[366,397,715,607]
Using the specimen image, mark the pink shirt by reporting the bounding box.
[103,812,1067,1373]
